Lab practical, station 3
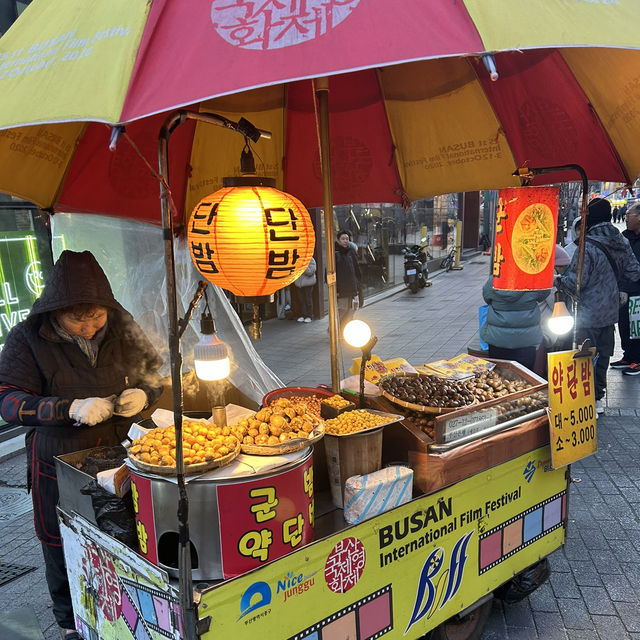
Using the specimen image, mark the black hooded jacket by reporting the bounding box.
[620,229,640,295]
[0,250,163,427]
[335,242,361,298]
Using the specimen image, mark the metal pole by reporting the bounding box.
[452,220,464,270]
[158,113,198,640]
[156,109,272,639]
[315,77,340,392]
[573,178,589,349]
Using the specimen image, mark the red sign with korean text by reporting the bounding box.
[324,536,366,594]
[130,472,158,565]
[492,186,559,290]
[80,541,123,622]
[217,456,314,578]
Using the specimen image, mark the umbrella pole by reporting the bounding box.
[315,77,341,392]
[158,113,199,640]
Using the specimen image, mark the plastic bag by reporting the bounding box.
[478,304,489,351]
[493,558,550,603]
[81,479,139,550]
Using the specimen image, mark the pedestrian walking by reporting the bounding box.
[557,198,640,415]
[294,256,317,323]
[480,278,551,372]
[611,202,640,374]
[335,230,361,332]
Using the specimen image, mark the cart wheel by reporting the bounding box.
[428,598,493,640]
[410,280,419,294]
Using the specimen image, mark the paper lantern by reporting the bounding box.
[492,186,559,291]
[187,179,315,297]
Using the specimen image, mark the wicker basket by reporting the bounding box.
[379,373,477,415]
[128,441,240,476]
[240,424,324,456]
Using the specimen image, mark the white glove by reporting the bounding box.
[114,388,147,417]
[70,396,115,426]
[620,292,629,306]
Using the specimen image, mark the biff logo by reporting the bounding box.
[405,531,473,634]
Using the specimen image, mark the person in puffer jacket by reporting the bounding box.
[558,198,640,414]
[481,279,551,371]
[611,202,640,375]
[0,250,163,640]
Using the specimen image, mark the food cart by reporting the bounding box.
[0,6,616,638]
[54,356,572,640]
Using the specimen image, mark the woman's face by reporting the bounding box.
[337,233,350,248]
[57,306,108,339]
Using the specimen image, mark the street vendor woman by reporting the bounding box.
[0,250,163,640]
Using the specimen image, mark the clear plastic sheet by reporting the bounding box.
[51,213,283,404]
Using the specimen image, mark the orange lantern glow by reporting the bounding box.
[187,178,315,298]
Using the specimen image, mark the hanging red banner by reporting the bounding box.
[492,186,559,290]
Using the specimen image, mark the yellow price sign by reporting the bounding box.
[547,349,597,468]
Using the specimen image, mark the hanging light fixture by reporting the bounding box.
[191,287,231,428]
[547,296,574,336]
[193,310,230,382]
[187,137,315,338]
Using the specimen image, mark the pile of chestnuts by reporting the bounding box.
[379,374,475,408]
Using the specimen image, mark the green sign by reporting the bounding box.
[0,232,46,350]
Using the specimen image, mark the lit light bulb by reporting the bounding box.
[343,320,372,348]
[547,301,574,336]
[193,333,231,381]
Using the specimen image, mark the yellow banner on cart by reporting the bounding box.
[547,349,597,469]
[200,446,567,640]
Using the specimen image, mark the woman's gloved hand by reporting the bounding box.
[69,396,115,426]
[114,388,147,417]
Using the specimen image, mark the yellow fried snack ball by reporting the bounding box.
[129,421,239,467]
[324,394,352,409]
[324,410,388,435]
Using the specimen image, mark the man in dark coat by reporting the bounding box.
[335,230,361,331]
[611,203,640,374]
[0,251,163,639]
[558,199,640,415]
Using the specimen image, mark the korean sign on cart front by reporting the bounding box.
[199,446,567,640]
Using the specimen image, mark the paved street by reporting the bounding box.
[1,254,640,639]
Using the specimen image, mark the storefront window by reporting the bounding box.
[0,0,31,36]
[0,196,53,352]
[323,195,461,299]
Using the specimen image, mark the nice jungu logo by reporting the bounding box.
[210,0,361,51]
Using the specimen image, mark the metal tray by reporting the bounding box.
[323,408,404,437]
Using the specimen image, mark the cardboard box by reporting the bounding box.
[97,463,131,497]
